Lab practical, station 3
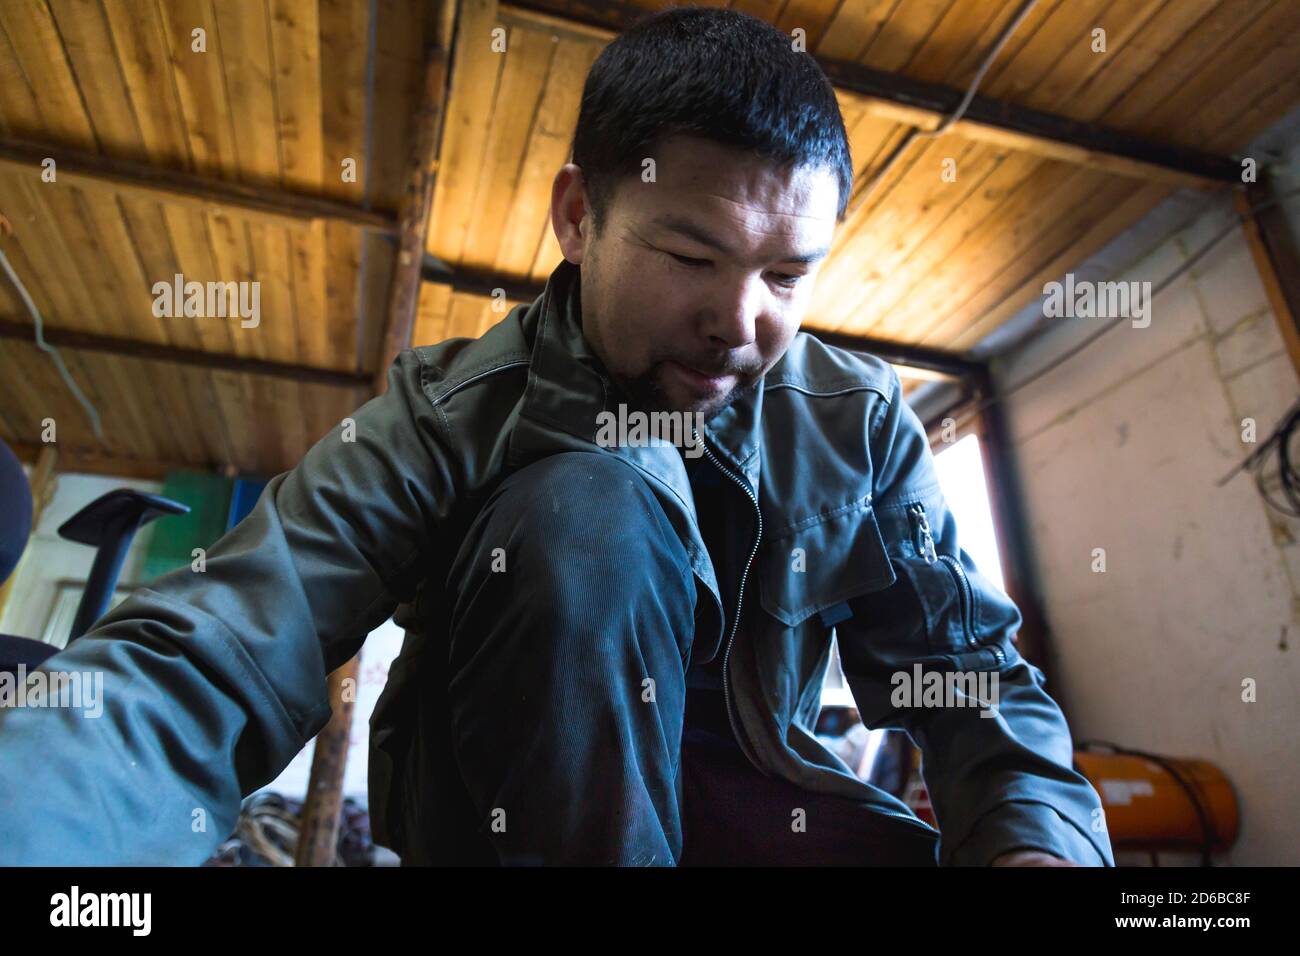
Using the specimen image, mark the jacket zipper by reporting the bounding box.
[693,428,762,750]
[941,552,1006,664]
[937,554,977,648]
[691,458,940,834]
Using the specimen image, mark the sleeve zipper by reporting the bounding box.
[908,502,1005,664]
[908,502,937,564]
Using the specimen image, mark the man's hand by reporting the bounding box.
[990,850,1080,867]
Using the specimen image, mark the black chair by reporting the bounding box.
[0,438,188,675]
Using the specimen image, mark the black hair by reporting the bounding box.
[570,5,854,232]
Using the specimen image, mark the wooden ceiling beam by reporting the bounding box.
[0,138,401,234]
[0,321,372,389]
[415,259,983,377]
[502,1,1241,190]
[5,439,194,482]
[418,253,549,303]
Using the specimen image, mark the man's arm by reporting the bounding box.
[0,351,458,864]
[837,368,1114,867]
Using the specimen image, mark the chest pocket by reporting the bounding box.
[758,497,896,628]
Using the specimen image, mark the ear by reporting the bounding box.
[550,164,590,265]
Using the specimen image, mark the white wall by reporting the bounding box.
[995,194,1300,865]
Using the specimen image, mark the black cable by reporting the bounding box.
[1278,400,1300,515]
[1218,395,1300,518]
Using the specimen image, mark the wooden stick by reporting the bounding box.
[294,654,362,867]
[1235,186,1300,384]
[372,7,458,394]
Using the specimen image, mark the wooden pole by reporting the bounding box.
[372,5,458,394]
[971,370,1050,671]
[293,3,459,865]
[294,655,362,867]
[1235,186,1300,384]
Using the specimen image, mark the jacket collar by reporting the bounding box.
[507,258,764,503]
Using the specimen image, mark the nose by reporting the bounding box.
[698,273,763,351]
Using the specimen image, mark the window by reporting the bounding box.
[819,431,1010,782]
[933,433,1005,590]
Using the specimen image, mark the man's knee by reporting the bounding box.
[447,452,695,725]
[467,452,687,587]
[449,452,696,645]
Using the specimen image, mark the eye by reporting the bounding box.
[770,272,803,288]
[668,252,710,268]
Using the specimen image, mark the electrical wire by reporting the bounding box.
[0,244,105,442]
[1217,394,1300,518]
[844,0,1041,220]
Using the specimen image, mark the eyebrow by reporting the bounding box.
[650,213,830,265]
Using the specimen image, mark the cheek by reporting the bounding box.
[601,304,659,375]
[760,310,802,361]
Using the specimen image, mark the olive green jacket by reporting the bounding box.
[0,259,1112,866]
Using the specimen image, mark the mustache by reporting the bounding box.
[665,355,761,378]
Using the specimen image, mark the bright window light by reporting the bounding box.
[932,434,1005,591]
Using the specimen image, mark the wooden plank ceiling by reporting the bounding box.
[0,0,1297,476]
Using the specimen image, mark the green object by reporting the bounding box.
[141,471,232,581]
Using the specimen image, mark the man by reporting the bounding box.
[0,7,1111,867]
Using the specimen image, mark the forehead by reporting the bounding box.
[615,134,840,246]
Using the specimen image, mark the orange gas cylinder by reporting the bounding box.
[1073,746,1238,852]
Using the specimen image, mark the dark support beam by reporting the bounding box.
[373,8,456,394]
[503,1,1240,189]
[971,368,1052,675]
[419,254,549,303]
[413,256,988,378]
[6,440,194,481]
[806,328,985,378]
[816,61,1240,190]
[0,138,399,234]
[1237,183,1300,383]
[0,321,372,389]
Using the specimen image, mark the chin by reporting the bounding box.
[676,389,739,423]
[655,380,719,418]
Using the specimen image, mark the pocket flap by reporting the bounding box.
[759,502,896,627]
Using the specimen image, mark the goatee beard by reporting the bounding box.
[615,363,760,423]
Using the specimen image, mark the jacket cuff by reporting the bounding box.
[946,799,1114,867]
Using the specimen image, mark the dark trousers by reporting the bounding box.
[443,451,939,866]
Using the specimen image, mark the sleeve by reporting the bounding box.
[836,368,1114,867]
[0,350,459,865]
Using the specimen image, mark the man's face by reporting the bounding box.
[551,134,840,420]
